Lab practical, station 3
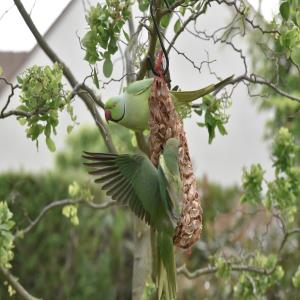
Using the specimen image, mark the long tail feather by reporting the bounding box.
[157,231,176,300]
[171,75,234,103]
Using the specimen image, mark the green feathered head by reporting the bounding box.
[104,96,125,122]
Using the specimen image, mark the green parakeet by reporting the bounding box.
[83,138,182,300]
[104,75,233,131]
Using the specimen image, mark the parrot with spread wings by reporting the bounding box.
[83,138,182,300]
[104,75,233,131]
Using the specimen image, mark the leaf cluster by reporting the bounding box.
[0,202,14,269]
[194,94,230,143]
[234,253,284,300]
[242,127,300,222]
[82,1,131,77]
[17,63,76,152]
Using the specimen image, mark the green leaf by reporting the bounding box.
[103,58,113,78]
[241,164,264,204]
[93,67,100,89]
[17,117,27,126]
[174,19,181,33]
[138,0,149,12]
[280,1,290,21]
[67,125,73,134]
[16,75,23,84]
[122,29,130,42]
[44,123,51,137]
[217,123,227,136]
[292,265,300,288]
[0,66,3,76]
[160,14,171,29]
[296,11,300,27]
[46,136,56,152]
[291,47,300,65]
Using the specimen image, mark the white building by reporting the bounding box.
[0,0,273,185]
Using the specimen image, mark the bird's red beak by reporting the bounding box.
[104,110,112,122]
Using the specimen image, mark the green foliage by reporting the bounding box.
[103,57,113,77]
[174,19,181,33]
[292,265,300,288]
[272,127,297,174]
[142,282,156,300]
[82,1,131,77]
[62,205,79,226]
[16,63,76,151]
[0,171,132,300]
[68,181,94,202]
[280,1,290,21]
[0,202,14,269]
[137,0,150,12]
[242,128,299,221]
[234,253,284,300]
[194,94,230,143]
[241,164,264,204]
[250,0,300,143]
[215,257,231,279]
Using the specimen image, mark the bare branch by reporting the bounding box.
[232,74,300,103]
[177,262,276,279]
[15,199,116,239]
[0,3,15,22]
[167,0,211,53]
[279,228,300,252]
[213,0,279,35]
[159,0,186,16]
[0,78,19,117]
[0,267,41,300]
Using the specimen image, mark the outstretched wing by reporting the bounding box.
[83,152,154,225]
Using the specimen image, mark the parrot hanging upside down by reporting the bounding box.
[83,138,182,300]
[104,75,233,131]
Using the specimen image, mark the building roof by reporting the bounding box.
[0,51,28,90]
[0,0,74,91]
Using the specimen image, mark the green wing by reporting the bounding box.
[125,78,154,96]
[83,152,151,224]
[170,75,233,104]
[83,151,173,229]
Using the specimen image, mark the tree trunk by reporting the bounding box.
[132,218,152,300]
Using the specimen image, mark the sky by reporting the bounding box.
[0,0,71,51]
[0,0,279,52]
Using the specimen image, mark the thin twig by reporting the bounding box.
[279,228,300,252]
[177,262,276,279]
[0,267,41,300]
[14,199,116,239]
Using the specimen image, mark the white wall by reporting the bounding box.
[0,0,273,185]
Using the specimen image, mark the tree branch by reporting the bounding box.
[167,0,211,53]
[13,0,117,153]
[177,262,276,279]
[213,0,279,35]
[0,267,41,300]
[14,198,116,239]
[232,74,300,103]
[136,0,164,80]
[0,77,19,117]
[279,227,300,252]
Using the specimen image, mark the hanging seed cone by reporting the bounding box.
[148,76,203,249]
